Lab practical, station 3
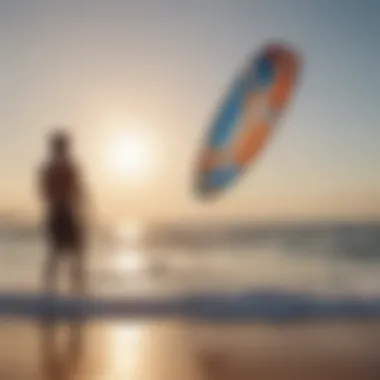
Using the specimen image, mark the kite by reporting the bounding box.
[195,42,301,199]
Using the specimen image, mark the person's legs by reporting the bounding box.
[43,248,60,293]
[44,208,65,294]
[70,249,86,295]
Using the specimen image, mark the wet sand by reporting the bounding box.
[195,320,380,380]
[0,318,380,380]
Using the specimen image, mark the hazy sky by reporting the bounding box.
[0,0,379,223]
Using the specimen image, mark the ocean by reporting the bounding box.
[1,221,380,319]
[1,221,380,379]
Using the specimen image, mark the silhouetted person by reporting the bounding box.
[39,130,87,294]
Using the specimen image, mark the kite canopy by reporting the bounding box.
[195,43,301,199]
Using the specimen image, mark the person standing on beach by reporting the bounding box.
[38,130,87,294]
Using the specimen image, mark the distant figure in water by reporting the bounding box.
[39,130,87,294]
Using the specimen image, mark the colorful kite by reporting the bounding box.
[195,42,301,199]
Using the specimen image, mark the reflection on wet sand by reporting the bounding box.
[36,319,201,380]
[40,320,85,380]
[1,318,380,379]
[84,320,200,380]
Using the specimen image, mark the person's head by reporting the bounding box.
[49,129,71,159]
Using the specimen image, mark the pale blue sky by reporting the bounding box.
[0,0,379,222]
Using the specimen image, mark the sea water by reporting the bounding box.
[1,222,380,299]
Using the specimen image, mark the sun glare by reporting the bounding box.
[107,129,155,181]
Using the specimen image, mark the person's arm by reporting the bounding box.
[38,165,49,202]
[72,164,89,207]
[72,164,94,226]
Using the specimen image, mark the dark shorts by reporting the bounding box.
[46,206,84,251]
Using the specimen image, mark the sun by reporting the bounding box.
[107,129,154,181]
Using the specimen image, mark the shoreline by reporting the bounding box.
[0,289,379,321]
